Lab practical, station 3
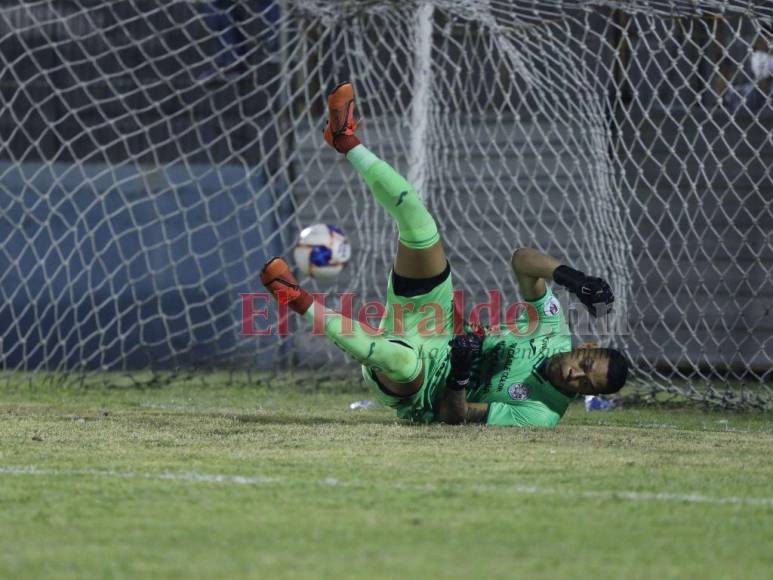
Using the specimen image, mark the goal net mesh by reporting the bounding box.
[0,1,770,409]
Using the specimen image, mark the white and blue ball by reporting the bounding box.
[293,223,351,281]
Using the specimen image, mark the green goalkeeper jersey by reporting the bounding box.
[363,272,574,428]
[465,287,574,427]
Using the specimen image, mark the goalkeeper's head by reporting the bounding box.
[544,347,629,396]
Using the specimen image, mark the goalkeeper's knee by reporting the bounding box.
[374,340,422,384]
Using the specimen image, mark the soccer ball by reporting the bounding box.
[293,224,351,281]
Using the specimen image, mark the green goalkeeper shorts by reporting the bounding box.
[361,267,455,423]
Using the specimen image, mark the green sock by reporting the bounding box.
[303,306,422,384]
[346,145,440,249]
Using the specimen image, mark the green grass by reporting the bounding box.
[1,374,771,579]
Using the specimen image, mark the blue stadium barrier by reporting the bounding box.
[0,161,288,370]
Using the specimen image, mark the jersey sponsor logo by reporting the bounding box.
[544,296,561,317]
[507,383,530,400]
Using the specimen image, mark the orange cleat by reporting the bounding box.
[323,81,360,154]
[260,257,313,315]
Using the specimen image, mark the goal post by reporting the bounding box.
[0,1,770,409]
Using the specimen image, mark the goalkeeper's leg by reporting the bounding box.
[324,81,447,280]
[260,258,423,389]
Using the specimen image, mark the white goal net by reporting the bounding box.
[0,1,771,409]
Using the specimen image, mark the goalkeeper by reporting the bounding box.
[260,82,628,427]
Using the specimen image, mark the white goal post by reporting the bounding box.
[0,1,770,408]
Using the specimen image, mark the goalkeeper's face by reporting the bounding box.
[545,348,627,396]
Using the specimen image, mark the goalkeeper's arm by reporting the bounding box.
[436,334,489,424]
[511,247,614,316]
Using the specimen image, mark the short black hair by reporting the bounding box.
[599,348,629,394]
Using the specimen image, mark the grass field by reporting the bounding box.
[1,374,771,579]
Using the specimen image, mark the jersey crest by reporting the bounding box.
[507,383,530,400]
[544,296,561,317]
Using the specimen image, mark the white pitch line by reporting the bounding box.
[1,465,772,507]
[0,465,276,485]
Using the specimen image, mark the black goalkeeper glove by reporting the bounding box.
[447,332,484,390]
[553,265,614,317]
